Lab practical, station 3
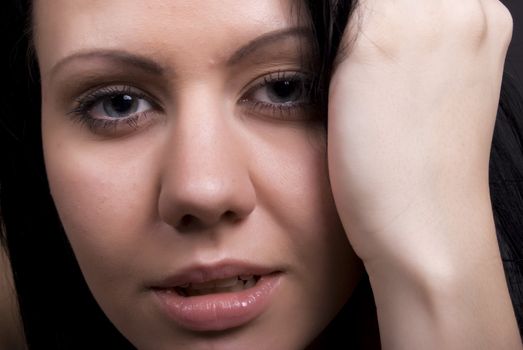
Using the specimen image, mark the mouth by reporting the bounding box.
[151,261,282,331]
[173,275,261,297]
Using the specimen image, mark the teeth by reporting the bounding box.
[189,276,240,290]
[178,275,258,297]
[244,278,256,288]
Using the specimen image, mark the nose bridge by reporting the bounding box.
[170,86,235,184]
[158,86,255,230]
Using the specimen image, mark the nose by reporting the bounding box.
[157,93,256,232]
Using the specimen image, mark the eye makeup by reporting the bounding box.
[239,70,316,121]
[66,68,317,135]
[67,85,162,135]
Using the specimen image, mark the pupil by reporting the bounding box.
[272,81,297,99]
[109,94,135,114]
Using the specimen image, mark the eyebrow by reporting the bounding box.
[226,26,312,65]
[49,50,165,78]
[49,26,312,78]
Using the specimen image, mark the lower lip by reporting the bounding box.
[153,274,281,332]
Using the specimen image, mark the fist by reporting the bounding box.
[328,0,513,269]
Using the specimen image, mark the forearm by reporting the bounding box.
[364,193,522,350]
[328,1,520,347]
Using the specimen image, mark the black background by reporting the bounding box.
[503,0,523,85]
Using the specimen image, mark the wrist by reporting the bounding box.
[364,231,521,350]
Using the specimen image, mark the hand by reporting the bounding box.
[329,0,512,276]
[328,1,520,348]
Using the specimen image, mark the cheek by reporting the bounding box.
[252,126,341,246]
[43,115,361,348]
[249,127,362,328]
[43,128,161,290]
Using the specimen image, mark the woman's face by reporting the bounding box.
[36,1,362,348]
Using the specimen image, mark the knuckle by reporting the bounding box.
[448,1,489,42]
[446,1,513,48]
[489,1,514,42]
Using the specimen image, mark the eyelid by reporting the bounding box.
[67,84,162,135]
[66,68,317,135]
[240,70,314,104]
[239,70,311,97]
[70,85,161,114]
[238,70,318,122]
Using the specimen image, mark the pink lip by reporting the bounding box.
[151,260,282,331]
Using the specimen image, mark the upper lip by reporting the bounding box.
[151,259,280,289]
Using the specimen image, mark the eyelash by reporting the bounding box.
[68,85,157,133]
[68,70,316,134]
[239,71,315,120]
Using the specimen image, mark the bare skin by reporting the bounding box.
[30,0,522,349]
[35,1,362,349]
[0,247,25,350]
[330,0,522,348]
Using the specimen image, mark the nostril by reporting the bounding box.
[223,210,235,220]
[176,211,240,231]
[180,214,195,227]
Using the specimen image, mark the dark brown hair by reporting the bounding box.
[1,1,522,348]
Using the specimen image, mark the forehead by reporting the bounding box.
[34,0,304,75]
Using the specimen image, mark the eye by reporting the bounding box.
[239,71,316,121]
[91,93,153,120]
[251,74,307,105]
[69,85,159,134]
